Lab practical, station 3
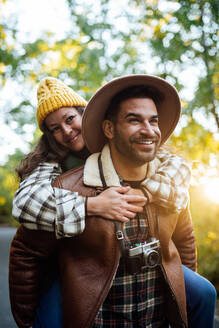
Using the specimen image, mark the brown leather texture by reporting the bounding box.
[53,166,121,328]
[9,165,196,328]
[54,166,196,328]
[9,225,58,328]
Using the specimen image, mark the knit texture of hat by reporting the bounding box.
[36,77,87,130]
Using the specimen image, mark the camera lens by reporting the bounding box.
[145,250,160,268]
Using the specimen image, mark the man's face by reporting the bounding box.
[103,98,161,165]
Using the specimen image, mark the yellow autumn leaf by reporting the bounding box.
[165,14,173,22]
[181,99,188,108]
[214,87,219,100]
[207,231,217,241]
[1,31,6,40]
[39,43,49,52]
[0,197,6,205]
[0,62,6,73]
[80,86,90,93]
[3,173,16,190]
[184,41,191,46]
[146,0,158,6]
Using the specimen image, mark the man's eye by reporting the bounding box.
[129,118,139,123]
[150,118,159,124]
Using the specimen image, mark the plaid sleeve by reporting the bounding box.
[12,163,85,239]
[141,149,191,212]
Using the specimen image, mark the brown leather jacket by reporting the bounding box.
[9,225,58,327]
[9,165,196,328]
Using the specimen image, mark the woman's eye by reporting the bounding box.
[51,126,60,134]
[66,115,75,123]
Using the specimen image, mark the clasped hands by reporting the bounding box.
[87,186,149,223]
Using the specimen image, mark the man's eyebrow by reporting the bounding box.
[124,113,159,119]
[124,112,141,119]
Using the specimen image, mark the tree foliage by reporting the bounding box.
[0,0,219,287]
[170,118,219,164]
[130,0,219,129]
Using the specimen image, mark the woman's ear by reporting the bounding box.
[102,120,114,139]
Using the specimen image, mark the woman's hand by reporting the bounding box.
[87,186,147,223]
[125,188,152,206]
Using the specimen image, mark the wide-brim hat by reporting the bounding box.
[82,74,181,153]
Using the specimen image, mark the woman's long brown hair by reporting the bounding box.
[16,106,85,181]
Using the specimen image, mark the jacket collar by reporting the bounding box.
[84,144,161,187]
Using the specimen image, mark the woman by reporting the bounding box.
[13,77,147,239]
[10,77,216,328]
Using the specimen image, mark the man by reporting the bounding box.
[51,75,215,327]
[10,75,216,328]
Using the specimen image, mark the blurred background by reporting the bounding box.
[0,0,218,325]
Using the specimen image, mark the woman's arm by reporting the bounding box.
[87,186,146,222]
[141,149,191,212]
[13,163,146,239]
[12,162,86,239]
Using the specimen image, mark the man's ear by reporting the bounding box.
[102,120,114,139]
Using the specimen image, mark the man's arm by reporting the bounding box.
[172,205,197,272]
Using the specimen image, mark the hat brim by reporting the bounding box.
[82,75,181,153]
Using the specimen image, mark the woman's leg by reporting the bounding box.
[32,279,63,328]
[183,265,217,328]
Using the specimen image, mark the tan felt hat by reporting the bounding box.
[82,74,181,153]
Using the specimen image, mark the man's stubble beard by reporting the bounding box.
[113,128,159,166]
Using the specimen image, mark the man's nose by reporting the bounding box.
[140,122,155,135]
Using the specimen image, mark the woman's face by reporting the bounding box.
[44,107,85,152]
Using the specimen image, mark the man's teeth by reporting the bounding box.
[138,141,153,144]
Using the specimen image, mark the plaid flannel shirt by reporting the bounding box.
[143,148,191,212]
[12,150,191,239]
[94,180,168,328]
[12,163,85,239]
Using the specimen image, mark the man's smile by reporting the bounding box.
[135,140,153,145]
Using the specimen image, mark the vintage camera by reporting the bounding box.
[125,238,161,274]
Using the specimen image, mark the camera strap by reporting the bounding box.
[98,154,129,256]
[97,154,160,256]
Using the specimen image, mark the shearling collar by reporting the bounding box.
[83,144,161,187]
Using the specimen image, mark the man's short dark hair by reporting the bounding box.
[104,85,164,122]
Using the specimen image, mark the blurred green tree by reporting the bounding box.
[130,0,219,129]
[0,0,219,288]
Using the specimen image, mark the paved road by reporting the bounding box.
[0,227,17,328]
[1,227,219,328]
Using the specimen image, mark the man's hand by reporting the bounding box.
[87,186,147,223]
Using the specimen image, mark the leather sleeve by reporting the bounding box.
[172,205,197,272]
[9,225,58,328]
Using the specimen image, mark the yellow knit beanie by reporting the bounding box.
[36,77,87,130]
